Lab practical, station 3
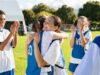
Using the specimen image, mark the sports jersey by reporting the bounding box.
[26,32,43,75]
[0,28,15,73]
[69,30,92,72]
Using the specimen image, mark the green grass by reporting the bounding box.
[13,31,100,75]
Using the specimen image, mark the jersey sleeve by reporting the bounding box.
[84,31,92,51]
[85,31,92,41]
[44,31,54,41]
[43,40,60,66]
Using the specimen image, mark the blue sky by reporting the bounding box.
[16,0,100,13]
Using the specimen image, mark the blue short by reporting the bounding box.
[69,63,78,73]
[0,69,14,75]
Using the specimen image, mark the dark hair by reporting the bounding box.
[51,16,61,28]
[49,15,62,32]
[37,16,46,30]
[32,16,46,32]
[0,10,6,15]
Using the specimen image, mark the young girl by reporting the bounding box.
[33,15,68,75]
[74,36,100,75]
[69,16,92,75]
[26,16,45,75]
[0,10,19,75]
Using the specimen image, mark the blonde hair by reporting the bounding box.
[78,16,90,26]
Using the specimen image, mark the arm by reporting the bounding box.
[79,31,90,47]
[11,32,18,48]
[78,23,90,47]
[0,32,14,50]
[52,31,69,40]
[11,21,19,48]
[34,34,60,67]
[34,34,47,67]
[70,25,75,48]
[0,22,17,51]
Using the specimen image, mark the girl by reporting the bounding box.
[74,36,100,75]
[0,10,19,75]
[26,17,45,75]
[33,15,68,75]
[69,16,92,75]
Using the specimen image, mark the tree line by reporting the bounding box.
[23,1,100,31]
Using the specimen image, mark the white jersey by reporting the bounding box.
[74,41,100,75]
[40,31,54,75]
[0,28,15,73]
[43,38,67,75]
[70,30,92,64]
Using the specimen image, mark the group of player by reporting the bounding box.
[0,10,100,75]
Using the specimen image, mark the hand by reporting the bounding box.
[34,33,40,44]
[10,23,17,35]
[10,21,20,35]
[14,21,20,34]
[77,21,83,32]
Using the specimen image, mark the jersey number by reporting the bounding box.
[28,45,32,56]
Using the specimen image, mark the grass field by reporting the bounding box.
[13,31,100,75]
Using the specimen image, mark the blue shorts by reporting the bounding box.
[69,63,78,73]
[0,69,14,75]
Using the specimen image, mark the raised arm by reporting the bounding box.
[11,21,19,48]
[78,24,90,47]
[70,25,75,48]
[0,23,17,51]
[52,31,69,40]
[34,33,47,67]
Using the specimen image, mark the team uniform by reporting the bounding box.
[53,48,67,75]
[26,32,43,75]
[41,31,67,75]
[69,29,92,72]
[74,36,100,75]
[0,28,15,75]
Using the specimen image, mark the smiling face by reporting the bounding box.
[0,14,6,29]
[43,16,61,32]
[43,16,56,31]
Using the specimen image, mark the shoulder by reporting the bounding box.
[28,32,35,38]
[27,32,35,43]
[85,30,92,35]
[88,30,92,35]
[43,31,54,39]
[52,40,60,44]
[84,30,92,39]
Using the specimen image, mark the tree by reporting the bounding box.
[78,1,100,21]
[55,5,77,24]
[35,11,53,18]
[78,1,100,30]
[32,3,55,14]
[23,9,35,25]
